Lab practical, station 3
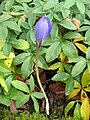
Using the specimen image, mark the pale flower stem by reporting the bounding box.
[36,43,49,115]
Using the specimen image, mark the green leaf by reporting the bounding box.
[59,20,76,30]
[0,24,8,40]
[21,0,32,2]
[0,13,12,23]
[86,47,90,60]
[64,101,75,116]
[5,0,14,11]
[51,23,58,39]
[65,78,74,95]
[46,42,61,62]
[3,21,21,32]
[3,43,12,56]
[0,75,8,93]
[63,32,81,39]
[13,53,29,65]
[52,72,70,82]
[16,95,29,108]
[11,80,30,93]
[61,8,70,19]
[31,92,44,99]
[21,57,33,78]
[64,0,75,8]
[0,95,10,106]
[30,75,34,92]
[38,56,48,69]
[81,98,90,120]
[11,39,30,50]
[81,69,90,87]
[31,96,39,113]
[71,60,86,77]
[62,41,78,58]
[0,40,5,50]
[43,0,59,11]
[76,0,85,14]
[28,13,36,28]
[74,102,81,119]
[48,62,61,70]
[0,62,11,73]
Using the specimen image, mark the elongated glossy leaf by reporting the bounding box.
[64,101,75,116]
[0,13,12,23]
[65,78,74,95]
[11,80,30,93]
[31,96,39,113]
[76,0,85,14]
[5,0,14,11]
[31,92,44,99]
[0,75,8,93]
[74,102,81,119]
[43,0,58,11]
[3,21,21,32]
[64,0,75,8]
[74,80,81,89]
[62,41,78,58]
[0,24,8,40]
[46,42,61,62]
[11,39,30,50]
[86,47,90,60]
[0,95,10,106]
[68,89,80,99]
[48,62,61,70]
[30,75,34,92]
[72,60,86,77]
[21,57,33,78]
[13,53,29,65]
[59,20,76,30]
[0,40,5,51]
[0,51,15,59]
[74,37,84,42]
[85,28,90,41]
[81,69,90,87]
[51,23,58,39]
[3,43,12,56]
[81,98,90,120]
[16,95,29,108]
[63,32,81,39]
[75,43,87,54]
[38,56,48,69]
[52,72,70,81]
[0,62,11,73]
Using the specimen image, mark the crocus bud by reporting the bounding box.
[35,16,52,47]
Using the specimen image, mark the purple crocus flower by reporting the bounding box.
[35,16,52,47]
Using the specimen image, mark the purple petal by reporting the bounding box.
[35,16,52,46]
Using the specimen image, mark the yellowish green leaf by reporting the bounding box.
[81,69,90,87]
[48,62,61,70]
[81,89,88,102]
[0,51,15,59]
[74,37,84,42]
[84,86,90,92]
[75,43,87,54]
[74,80,81,89]
[68,89,80,99]
[81,97,90,120]
[0,40,5,50]
[5,58,13,68]
[60,52,65,62]
[64,101,75,116]
[0,75,8,93]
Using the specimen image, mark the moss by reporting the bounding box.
[0,108,81,120]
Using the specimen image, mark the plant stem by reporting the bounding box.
[35,43,49,115]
